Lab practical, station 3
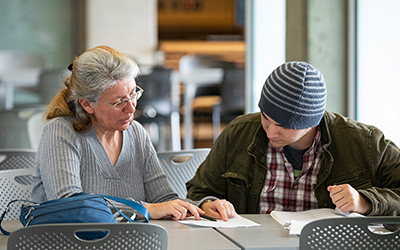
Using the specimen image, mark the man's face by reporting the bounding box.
[260,112,314,149]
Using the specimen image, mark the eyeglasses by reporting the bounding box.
[103,86,144,110]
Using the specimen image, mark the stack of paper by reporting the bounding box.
[270,208,364,235]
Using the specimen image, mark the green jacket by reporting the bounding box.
[187,111,400,216]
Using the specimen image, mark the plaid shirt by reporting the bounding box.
[259,127,322,214]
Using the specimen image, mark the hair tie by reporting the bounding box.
[68,63,73,71]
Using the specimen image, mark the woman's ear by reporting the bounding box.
[79,99,94,114]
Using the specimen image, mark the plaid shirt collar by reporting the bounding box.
[259,126,322,213]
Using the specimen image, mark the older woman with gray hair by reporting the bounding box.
[31,45,206,220]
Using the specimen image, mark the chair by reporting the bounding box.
[0,168,34,221]
[0,51,45,109]
[300,217,400,250]
[27,111,48,150]
[180,55,239,148]
[179,54,228,97]
[157,148,211,198]
[135,66,180,151]
[0,107,45,149]
[0,149,36,170]
[13,68,70,108]
[211,67,245,141]
[8,222,168,250]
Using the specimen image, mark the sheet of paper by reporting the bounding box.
[178,214,260,228]
[271,208,364,226]
[271,208,365,235]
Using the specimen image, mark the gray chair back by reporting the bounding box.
[0,168,34,220]
[157,148,210,198]
[8,223,168,250]
[300,217,400,249]
[0,149,36,170]
[0,107,45,149]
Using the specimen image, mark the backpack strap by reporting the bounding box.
[0,199,35,235]
[101,195,150,222]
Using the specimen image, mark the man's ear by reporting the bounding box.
[79,99,94,114]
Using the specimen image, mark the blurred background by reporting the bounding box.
[0,0,399,151]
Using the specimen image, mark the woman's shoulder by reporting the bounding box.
[125,120,153,149]
[44,116,78,137]
[127,120,148,137]
[47,116,74,127]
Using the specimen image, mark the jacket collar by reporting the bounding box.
[320,111,332,150]
[247,111,333,168]
[247,123,268,169]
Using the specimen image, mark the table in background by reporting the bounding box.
[179,68,224,149]
[160,40,245,149]
[0,68,41,110]
[215,214,299,250]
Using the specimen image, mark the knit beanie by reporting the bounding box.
[258,62,326,129]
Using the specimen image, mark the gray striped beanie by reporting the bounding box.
[258,62,326,129]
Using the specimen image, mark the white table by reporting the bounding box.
[0,220,20,249]
[151,219,240,250]
[0,68,42,109]
[179,68,224,149]
[215,214,299,250]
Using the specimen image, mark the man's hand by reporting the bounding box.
[201,199,236,221]
[327,184,372,215]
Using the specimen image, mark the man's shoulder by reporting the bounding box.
[324,110,378,132]
[231,112,261,125]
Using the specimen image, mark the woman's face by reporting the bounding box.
[82,78,137,134]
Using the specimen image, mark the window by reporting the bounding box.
[357,0,400,145]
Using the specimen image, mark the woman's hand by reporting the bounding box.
[144,199,204,220]
[201,199,236,221]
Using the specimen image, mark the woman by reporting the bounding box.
[31,45,209,220]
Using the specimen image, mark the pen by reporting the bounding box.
[200,214,217,221]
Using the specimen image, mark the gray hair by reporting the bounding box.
[47,46,140,132]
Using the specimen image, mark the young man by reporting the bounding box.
[187,62,400,219]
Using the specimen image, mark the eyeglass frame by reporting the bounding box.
[103,86,144,110]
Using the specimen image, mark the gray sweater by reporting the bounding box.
[31,116,178,204]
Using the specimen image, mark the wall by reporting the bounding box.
[84,0,158,65]
[286,0,347,115]
[0,0,77,68]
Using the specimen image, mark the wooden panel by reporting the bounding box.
[159,40,245,70]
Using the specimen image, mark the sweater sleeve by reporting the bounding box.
[32,117,83,202]
[129,121,178,203]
